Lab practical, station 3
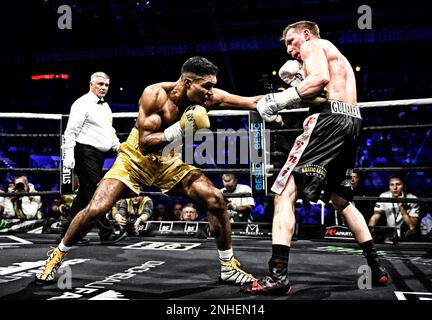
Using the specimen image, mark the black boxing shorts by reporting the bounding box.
[271,101,362,203]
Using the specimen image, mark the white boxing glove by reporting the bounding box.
[256,87,302,122]
[256,97,278,122]
[62,148,75,169]
[278,60,304,87]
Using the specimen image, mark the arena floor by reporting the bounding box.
[1,233,431,303]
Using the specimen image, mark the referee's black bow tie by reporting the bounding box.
[97,99,105,104]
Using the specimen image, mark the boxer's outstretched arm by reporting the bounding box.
[211,88,261,110]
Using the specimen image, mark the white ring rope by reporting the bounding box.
[1,97,431,119]
[0,112,62,120]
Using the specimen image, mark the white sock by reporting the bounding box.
[218,248,233,261]
[58,240,72,252]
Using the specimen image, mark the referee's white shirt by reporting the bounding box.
[63,91,120,152]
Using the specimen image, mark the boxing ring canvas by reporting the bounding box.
[1,233,431,301]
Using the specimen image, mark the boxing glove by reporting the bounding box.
[256,87,302,122]
[303,89,329,107]
[163,105,210,142]
[62,147,75,169]
[278,60,304,87]
[279,60,328,106]
[304,89,329,107]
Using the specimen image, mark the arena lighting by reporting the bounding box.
[31,74,69,80]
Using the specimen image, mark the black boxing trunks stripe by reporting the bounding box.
[271,113,320,194]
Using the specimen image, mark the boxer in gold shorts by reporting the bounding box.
[105,127,196,195]
[35,56,261,286]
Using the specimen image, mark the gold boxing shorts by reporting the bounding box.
[103,127,198,194]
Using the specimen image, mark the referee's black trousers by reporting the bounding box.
[61,142,114,239]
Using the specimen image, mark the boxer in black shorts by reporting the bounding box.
[242,21,389,295]
[290,101,362,204]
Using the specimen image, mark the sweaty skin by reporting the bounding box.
[285,27,357,105]
[62,76,260,250]
[271,27,370,246]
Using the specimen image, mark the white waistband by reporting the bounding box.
[330,101,362,119]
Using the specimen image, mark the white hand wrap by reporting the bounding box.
[112,139,121,152]
[256,87,302,122]
[163,121,183,142]
[63,148,75,169]
[278,60,304,87]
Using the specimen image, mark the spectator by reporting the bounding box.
[351,169,373,222]
[358,148,372,168]
[110,199,122,220]
[43,197,69,232]
[220,173,255,223]
[420,211,432,242]
[368,175,420,241]
[173,202,183,221]
[47,175,79,227]
[153,201,167,221]
[113,196,153,235]
[181,203,198,221]
[51,176,91,243]
[0,188,4,217]
[3,176,42,219]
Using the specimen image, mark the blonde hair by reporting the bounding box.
[281,20,321,41]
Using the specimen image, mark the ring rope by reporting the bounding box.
[0,113,62,120]
[0,167,432,173]
[1,191,431,204]
[0,191,253,199]
[0,168,252,173]
[0,191,61,197]
[268,167,432,173]
[0,168,60,172]
[349,167,432,172]
[361,124,432,131]
[271,124,432,135]
[1,98,431,120]
[0,133,60,138]
[1,166,431,173]
[2,124,431,139]
[352,196,432,204]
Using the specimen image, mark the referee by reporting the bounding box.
[60,71,124,244]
